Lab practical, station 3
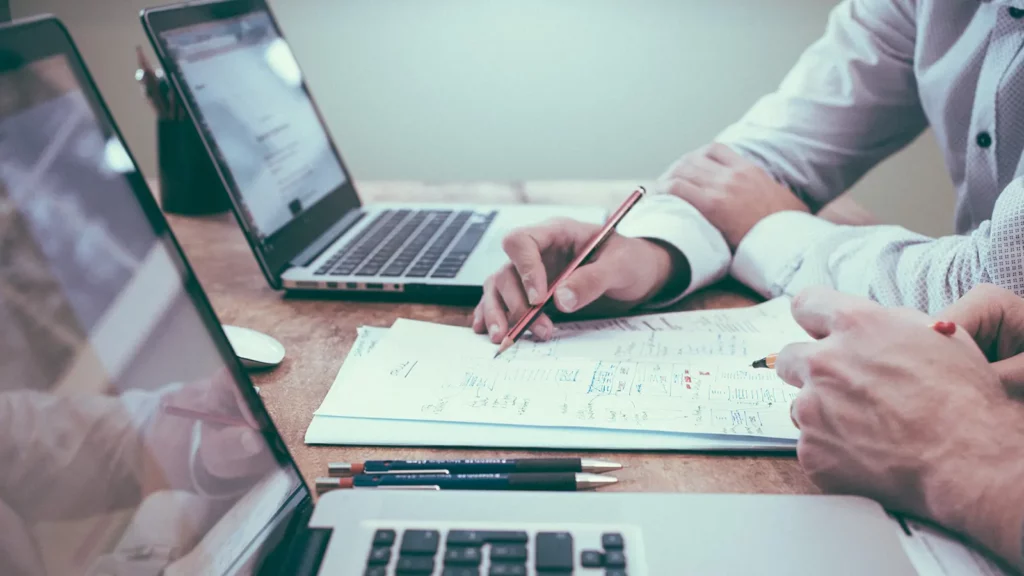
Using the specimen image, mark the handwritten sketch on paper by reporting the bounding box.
[335,300,809,440]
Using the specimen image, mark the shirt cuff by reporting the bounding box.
[731,211,839,298]
[615,194,731,308]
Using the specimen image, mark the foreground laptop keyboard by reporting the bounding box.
[315,209,497,280]
[364,528,629,575]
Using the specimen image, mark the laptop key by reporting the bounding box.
[442,568,479,576]
[373,529,396,547]
[488,564,526,576]
[367,546,391,565]
[444,546,482,565]
[601,532,624,549]
[400,530,440,555]
[364,567,387,576]
[535,532,573,572]
[604,550,626,567]
[396,556,434,574]
[581,550,604,567]
[446,530,528,546]
[605,571,627,576]
[490,544,527,561]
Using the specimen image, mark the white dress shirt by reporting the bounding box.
[617,0,1024,313]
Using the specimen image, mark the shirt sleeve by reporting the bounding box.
[731,176,1024,313]
[715,0,927,210]
[615,192,731,308]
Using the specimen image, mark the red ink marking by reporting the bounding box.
[932,321,956,336]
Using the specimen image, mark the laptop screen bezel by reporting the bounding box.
[0,14,315,572]
[141,0,363,289]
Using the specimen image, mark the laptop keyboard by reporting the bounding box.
[364,528,629,575]
[314,209,497,280]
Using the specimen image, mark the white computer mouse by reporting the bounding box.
[222,325,286,369]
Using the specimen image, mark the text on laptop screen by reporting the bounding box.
[160,11,347,242]
[0,53,303,575]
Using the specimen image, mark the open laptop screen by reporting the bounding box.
[160,11,346,241]
[148,1,362,283]
[0,18,305,575]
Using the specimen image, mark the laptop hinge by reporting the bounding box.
[290,209,366,269]
[288,527,332,576]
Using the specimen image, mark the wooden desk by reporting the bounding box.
[163,181,872,496]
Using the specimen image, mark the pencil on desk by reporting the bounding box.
[493,186,647,359]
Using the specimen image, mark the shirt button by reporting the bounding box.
[976,131,993,148]
[1010,7,1024,19]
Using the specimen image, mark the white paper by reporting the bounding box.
[323,300,808,440]
[307,325,795,450]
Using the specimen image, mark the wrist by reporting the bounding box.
[925,411,1024,567]
[640,238,691,303]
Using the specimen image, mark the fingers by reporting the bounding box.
[495,272,553,340]
[993,354,1024,396]
[669,153,723,189]
[704,142,744,166]
[501,224,564,305]
[774,342,818,389]
[199,426,269,479]
[937,284,1024,361]
[479,276,509,343]
[789,286,878,339]
[553,255,629,314]
[477,267,556,342]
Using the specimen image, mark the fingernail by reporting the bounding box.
[489,324,500,336]
[533,323,551,340]
[555,286,577,311]
[473,308,481,325]
[527,287,540,305]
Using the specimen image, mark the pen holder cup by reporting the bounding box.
[157,117,231,216]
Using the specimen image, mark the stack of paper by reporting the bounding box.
[306,298,811,451]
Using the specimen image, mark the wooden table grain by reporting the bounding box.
[162,181,873,497]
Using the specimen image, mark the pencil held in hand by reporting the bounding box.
[751,320,959,370]
[493,186,647,359]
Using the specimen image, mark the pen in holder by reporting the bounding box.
[137,46,230,216]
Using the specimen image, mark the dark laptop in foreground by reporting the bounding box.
[140,0,606,300]
[0,14,961,576]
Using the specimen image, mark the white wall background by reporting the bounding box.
[13,0,957,236]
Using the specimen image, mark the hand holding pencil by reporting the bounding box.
[476,187,683,350]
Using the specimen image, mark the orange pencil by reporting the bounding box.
[493,186,647,359]
[750,321,958,369]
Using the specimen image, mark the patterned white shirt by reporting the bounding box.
[617,0,1024,313]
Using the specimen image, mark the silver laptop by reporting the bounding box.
[140,0,605,299]
[0,14,971,576]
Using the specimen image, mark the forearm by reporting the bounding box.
[0,389,155,522]
[716,0,926,209]
[733,177,1024,313]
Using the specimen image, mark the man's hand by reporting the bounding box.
[142,369,274,495]
[473,218,686,343]
[937,283,1024,393]
[658,143,808,248]
[776,287,1024,569]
